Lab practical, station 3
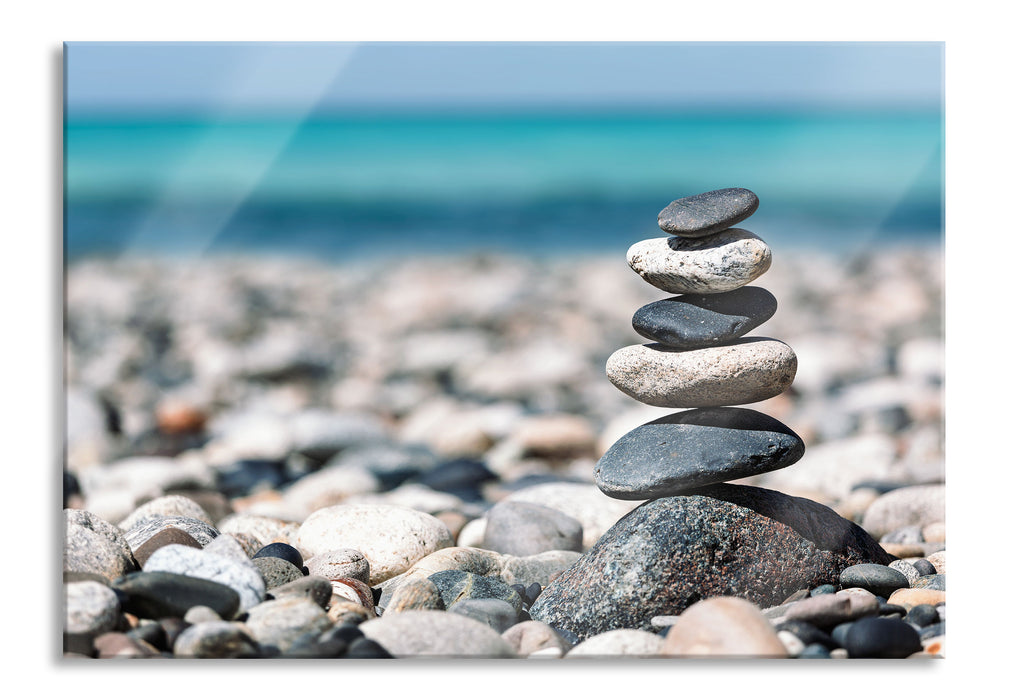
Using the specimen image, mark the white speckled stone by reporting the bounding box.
[626,229,771,294]
[888,559,922,585]
[142,543,266,612]
[606,339,797,408]
[566,629,666,657]
[297,504,454,584]
[65,580,121,636]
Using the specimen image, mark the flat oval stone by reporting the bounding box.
[447,598,519,634]
[662,597,788,657]
[843,617,922,658]
[657,188,760,238]
[606,339,797,408]
[305,548,370,584]
[627,230,771,294]
[839,563,909,597]
[297,504,454,584]
[113,571,241,620]
[359,610,516,657]
[482,501,583,556]
[631,287,777,350]
[567,629,666,657]
[595,407,804,499]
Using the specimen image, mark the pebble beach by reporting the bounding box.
[62,227,945,660]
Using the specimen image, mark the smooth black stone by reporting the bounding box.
[810,584,836,597]
[525,582,543,603]
[775,619,838,649]
[529,484,892,640]
[631,287,777,350]
[798,643,832,659]
[919,621,945,641]
[906,604,939,628]
[844,617,922,658]
[410,459,498,500]
[657,187,759,237]
[838,563,909,597]
[912,559,938,576]
[113,571,241,620]
[158,618,189,649]
[252,542,304,569]
[64,471,81,506]
[215,459,289,497]
[284,628,350,658]
[831,622,854,648]
[370,587,382,606]
[594,408,805,499]
[329,625,364,644]
[63,632,95,657]
[345,638,394,658]
[126,622,169,651]
[511,583,527,600]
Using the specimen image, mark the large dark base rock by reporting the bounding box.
[529,484,893,641]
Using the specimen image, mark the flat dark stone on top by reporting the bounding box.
[657,188,759,238]
[631,287,777,350]
[594,407,805,500]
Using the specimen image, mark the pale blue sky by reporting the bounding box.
[65,41,943,114]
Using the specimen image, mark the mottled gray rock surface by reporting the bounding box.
[530,484,892,641]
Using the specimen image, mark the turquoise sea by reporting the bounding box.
[64,109,943,261]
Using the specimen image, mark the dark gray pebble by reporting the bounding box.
[330,624,364,643]
[798,643,832,659]
[113,571,240,620]
[912,573,945,591]
[252,557,305,590]
[345,637,394,658]
[844,617,922,658]
[906,604,939,628]
[448,598,520,634]
[810,584,836,597]
[126,621,168,651]
[657,187,759,238]
[631,287,776,350]
[831,621,854,648]
[428,570,523,612]
[526,582,542,602]
[912,559,937,576]
[878,603,907,617]
[918,621,945,641]
[839,563,909,597]
[594,408,804,499]
[284,626,349,658]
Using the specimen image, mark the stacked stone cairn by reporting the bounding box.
[529,189,893,642]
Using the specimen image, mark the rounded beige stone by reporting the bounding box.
[661,596,788,657]
[626,229,771,294]
[297,504,454,584]
[606,339,797,408]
